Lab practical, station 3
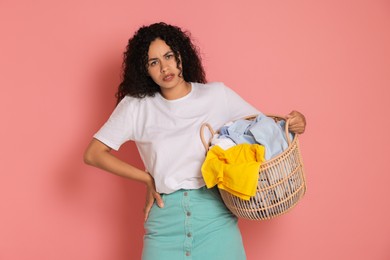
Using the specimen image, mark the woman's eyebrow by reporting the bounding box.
[148,51,173,62]
[164,51,174,56]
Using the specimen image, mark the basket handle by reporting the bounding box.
[200,123,215,152]
[200,114,296,152]
[266,114,295,146]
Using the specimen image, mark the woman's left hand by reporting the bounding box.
[286,110,306,134]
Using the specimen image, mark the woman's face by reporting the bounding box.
[147,38,186,96]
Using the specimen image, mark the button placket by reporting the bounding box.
[182,190,193,259]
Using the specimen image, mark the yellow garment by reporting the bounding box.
[201,144,265,200]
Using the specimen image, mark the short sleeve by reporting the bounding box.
[223,84,261,120]
[93,97,134,151]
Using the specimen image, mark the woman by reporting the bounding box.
[84,22,306,260]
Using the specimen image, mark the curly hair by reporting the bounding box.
[116,22,207,103]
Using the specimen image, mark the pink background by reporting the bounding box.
[1,0,389,259]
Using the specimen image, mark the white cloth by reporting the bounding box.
[94,82,259,194]
[210,134,236,150]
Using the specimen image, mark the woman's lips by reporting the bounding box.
[163,73,174,82]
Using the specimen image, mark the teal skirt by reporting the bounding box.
[142,187,246,260]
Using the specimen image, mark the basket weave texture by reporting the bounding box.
[200,115,306,221]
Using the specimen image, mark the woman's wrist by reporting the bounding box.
[143,171,154,188]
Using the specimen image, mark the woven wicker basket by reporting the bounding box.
[200,115,306,221]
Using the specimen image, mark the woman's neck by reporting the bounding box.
[161,81,191,100]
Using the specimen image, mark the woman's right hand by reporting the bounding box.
[144,174,164,222]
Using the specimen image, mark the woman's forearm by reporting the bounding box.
[84,139,153,185]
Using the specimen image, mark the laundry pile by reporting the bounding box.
[201,113,294,201]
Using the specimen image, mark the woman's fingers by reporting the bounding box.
[286,110,306,134]
[154,192,164,208]
[143,181,164,222]
[144,191,154,222]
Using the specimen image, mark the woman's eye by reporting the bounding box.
[165,54,174,59]
[150,60,158,67]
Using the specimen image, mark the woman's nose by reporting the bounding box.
[160,60,168,73]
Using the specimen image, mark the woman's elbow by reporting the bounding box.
[84,140,99,166]
[83,149,95,166]
[83,139,110,166]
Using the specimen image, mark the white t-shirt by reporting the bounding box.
[94,82,260,194]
